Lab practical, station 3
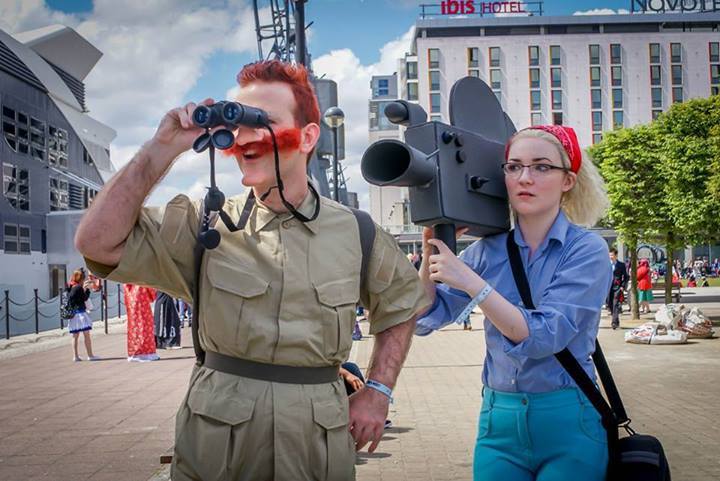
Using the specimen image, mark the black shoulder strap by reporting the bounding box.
[191,201,219,365]
[504,232,622,427]
[349,207,376,290]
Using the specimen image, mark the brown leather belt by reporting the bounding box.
[204,351,340,384]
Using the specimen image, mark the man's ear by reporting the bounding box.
[299,122,321,155]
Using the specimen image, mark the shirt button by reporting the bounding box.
[282,220,292,229]
[511,379,516,384]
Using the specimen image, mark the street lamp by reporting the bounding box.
[323,106,345,202]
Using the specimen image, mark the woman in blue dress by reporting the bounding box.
[417,125,613,481]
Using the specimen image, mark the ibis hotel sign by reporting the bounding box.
[440,1,528,15]
[630,0,720,13]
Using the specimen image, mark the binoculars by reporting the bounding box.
[192,101,269,151]
[361,76,515,253]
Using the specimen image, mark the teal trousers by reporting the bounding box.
[473,388,608,481]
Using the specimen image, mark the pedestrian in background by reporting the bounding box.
[637,259,653,314]
[66,269,99,362]
[608,247,628,329]
[124,284,159,361]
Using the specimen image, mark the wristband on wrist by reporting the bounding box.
[453,283,493,325]
[365,379,394,403]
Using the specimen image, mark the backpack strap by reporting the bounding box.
[191,201,219,365]
[348,207,376,291]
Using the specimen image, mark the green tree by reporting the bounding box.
[589,125,667,319]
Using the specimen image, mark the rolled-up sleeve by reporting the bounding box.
[415,241,484,336]
[362,227,432,335]
[502,234,612,360]
[83,194,199,302]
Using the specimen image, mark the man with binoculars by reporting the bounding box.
[75,60,430,481]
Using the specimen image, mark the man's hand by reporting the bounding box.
[348,387,389,453]
[151,98,215,158]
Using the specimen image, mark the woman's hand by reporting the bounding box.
[426,236,485,297]
[342,371,365,392]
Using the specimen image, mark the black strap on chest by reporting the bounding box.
[191,196,376,367]
[505,231,629,478]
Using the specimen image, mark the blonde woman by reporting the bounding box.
[416,126,612,481]
[66,269,100,362]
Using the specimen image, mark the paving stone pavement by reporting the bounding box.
[0,297,718,481]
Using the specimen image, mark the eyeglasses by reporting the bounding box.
[501,162,569,178]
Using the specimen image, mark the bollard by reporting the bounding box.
[104,280,108,334]
[4,290,9,340]
[99,282,105,326]
[34,288,39,335]
[59,293,64,330]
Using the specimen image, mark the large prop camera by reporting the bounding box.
[361,77,515,253]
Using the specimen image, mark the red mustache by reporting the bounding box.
[223,128,302,158]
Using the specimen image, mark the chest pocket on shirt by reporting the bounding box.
[206,256,269,353]
[313,278,358,359]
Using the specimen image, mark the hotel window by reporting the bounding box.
[610,44,622,65]
[711,42,720,63]
[613,110,624,130]
[489,47,500,67]
[377,79,389,96]
[530,90,541,111]
[30,117,46,162]
[531,112,543,126]
[710,64,719,85]
[528,46,539,66]
[670,43,682,63]
[650,43,661,64]
[430,115,442,122]
[652,110,663,120]
[612,89,623,109]
[428,49,440,69]
[652,87,663,108]
[593,133,603,144]
[671,65,682,86]
[551,90,562,110]
[672,87,683,103]
[2,224,25,254]
[590,67,601,87]
[591,89,602,109]
[430,93,441,113]
[48,125,68,167]
[551,68,561,88]
[552,112,563,125]
[589,45,600,65]
[3,106,30,155]
[2,163,29,211]
[406,61,418,80]
[490,69,501,89]
[650,65,662,86]
[429,71,440,91]
[50,177,69,211]
[468,48,479,68]
[611,66,622,87]
[407,82,418,101]
[468,69,480,78]
[592,111,603,132]
[550,46,561,65]
[529,68,540,88]
[712,86,719,96]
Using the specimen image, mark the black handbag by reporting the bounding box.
[505,232,671,481]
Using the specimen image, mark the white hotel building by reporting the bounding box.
[369,9,720,251]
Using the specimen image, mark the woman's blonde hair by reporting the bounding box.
[507,128,608,227]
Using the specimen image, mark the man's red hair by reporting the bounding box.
[237,60,320,127]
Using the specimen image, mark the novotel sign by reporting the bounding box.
[630,0,720,13]
[440,1,528,15]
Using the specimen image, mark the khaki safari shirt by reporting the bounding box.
[86,187,430,481]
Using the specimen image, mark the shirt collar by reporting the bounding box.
[513,210,570,249]
[247,184,320,235]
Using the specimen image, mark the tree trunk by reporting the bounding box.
[665,232,674,305]
[628,238,640,320]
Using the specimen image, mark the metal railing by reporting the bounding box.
[2,281,126,340]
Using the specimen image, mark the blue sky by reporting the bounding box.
[10,0,638,207]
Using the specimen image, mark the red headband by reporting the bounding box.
[505,125,582,173]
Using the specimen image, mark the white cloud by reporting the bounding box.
[313,26,415,210]
[573,8,630,15]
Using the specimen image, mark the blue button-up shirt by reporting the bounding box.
[416,211,612,393]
